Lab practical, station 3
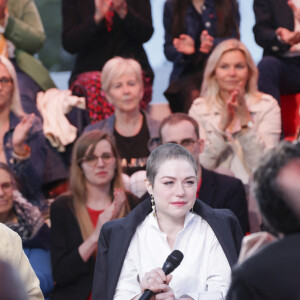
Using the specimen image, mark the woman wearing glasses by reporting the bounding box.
[50,129,139,300]
[0,162,53,299]
[0,55,47,209]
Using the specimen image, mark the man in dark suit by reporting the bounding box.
[253,0,300,103]
[159,113,249,234]
[226,141,300,300]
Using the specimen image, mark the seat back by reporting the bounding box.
[280,94,300,141]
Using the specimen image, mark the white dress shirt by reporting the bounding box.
[114,212,231,300]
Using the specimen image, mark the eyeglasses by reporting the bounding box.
[168,138,197,150]
[0,181,13,192]
[79,153,115,166]
[0,77,12,87]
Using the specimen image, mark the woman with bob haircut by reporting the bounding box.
[85,57,160,177]
[50,129,139,300]
[92,143,243,300]
[189,39,281,184]
[0,55,47,209]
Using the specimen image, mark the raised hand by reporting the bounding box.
[94,0,112,24]
[218,93,236,132]
[276,27,300,45]
[173,34,195,55]
[12,113,34,151]
[230,87,253,127]
[112,0,127,18]
[199,30,214,54]
[238,232,276,264]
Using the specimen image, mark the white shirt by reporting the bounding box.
[114,212,231,300]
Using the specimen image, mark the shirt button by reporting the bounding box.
[9,158,13,164]
[205,21,211,28]
[5,142,10,147]
[272,45,279,52]
[202,5,206,10]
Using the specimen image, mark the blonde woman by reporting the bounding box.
[0,55,47,209]
[85,57,160,177]
[189,39,281,184]
[50,130,139,300]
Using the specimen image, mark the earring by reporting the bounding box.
[151,194,156,217]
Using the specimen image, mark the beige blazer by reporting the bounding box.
[0,223,44,300]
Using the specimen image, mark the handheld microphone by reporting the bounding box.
[139,250,184,300]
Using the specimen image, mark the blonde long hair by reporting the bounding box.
[69,130,129,241]
[201,39,260,111]
[0,56,24,117]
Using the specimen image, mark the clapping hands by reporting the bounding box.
[276,1,300,45]
[218,87,251,132]
[199,30,214,54]
[94,0,127,23]
[173,34,196,55]
[93,188,126,239]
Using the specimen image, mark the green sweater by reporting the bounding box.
[5,0,55,90]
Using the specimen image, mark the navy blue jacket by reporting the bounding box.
[91,197,243,300]
[163,0,240,82]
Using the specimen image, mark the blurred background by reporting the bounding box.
[36,0,262,103]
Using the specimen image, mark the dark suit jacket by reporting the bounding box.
[50,193,140,300]
[226,233,300,300]
[199,167,249,234]
[253,0,295,56]
[91,198,243,300]
[50,195,95,300]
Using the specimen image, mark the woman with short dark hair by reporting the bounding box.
[92,143,243,300]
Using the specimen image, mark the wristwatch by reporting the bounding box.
[241,120,254,129]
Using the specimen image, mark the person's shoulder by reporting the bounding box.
[211,170,244,189]
[84,115,114,133]
[0,224,22,257]
[101,217,126,236]
[50,193,73,211]
[190,96,207,106]
[84,120,104,132]
[0,223,20,241]
[248,92,280,111]
[189,97,208,114]
[125,190,141,210]
[196,198,237,219]
[102,199,150,233]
